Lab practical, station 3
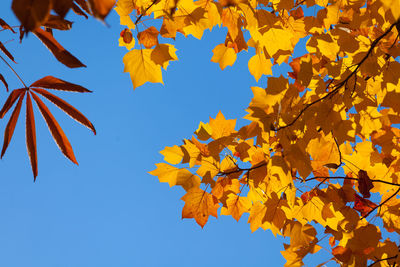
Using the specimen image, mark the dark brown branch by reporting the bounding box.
[368,255,398,267]
[135,0,159,24]
[304,176,400,187]
[275,20,399,131]
[217,162,267,177]
[362,187,400,219]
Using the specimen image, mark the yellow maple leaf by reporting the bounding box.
[248,52,272,82]
[149,163,200,191]
[160,145,184,164]
[209,111,236,139]
[221,194,251,221]
[123,49,163,89]
[181,187,219,227]
[211,44,237,70]
[150,44,178,70]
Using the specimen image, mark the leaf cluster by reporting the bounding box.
[113,0,400,265]
[0,0,115,179]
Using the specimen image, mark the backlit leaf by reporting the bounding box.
[25,93,37,179]
[181,187,219,228]
[12,0,51,32]
[31,88,96,134]
[123,49,163,89]
[30,76,91,92]
[30,91,78,165]
[33,27,86,68]
[1,90,25,158]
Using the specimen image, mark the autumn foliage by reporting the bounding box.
[116,0,400,265]
[0,0,113,179]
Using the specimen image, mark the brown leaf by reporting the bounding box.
[120,29,133,44]
[30,76,91,92]
[0,74,8,91]
[32,88,96,134]
[88,0,115,20]
[0,89,25,118]
[52,0,73,18]
[30,91,78,165]
[353,194,377,216]
[332,246,352,263]
[1,91,25,158]
[26,93,38,179]
[44,15,73,30]
[33,27,86,68]
[0,18,16,33]
[12,0,51,32]
[358,170,374,198]
[71,2,89,19]
[0,42,16,63]
[138,27,159,48]
[75,0,92,14]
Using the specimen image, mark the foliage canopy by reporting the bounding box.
[3,0,400,265]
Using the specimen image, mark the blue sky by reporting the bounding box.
[0,3,298,267]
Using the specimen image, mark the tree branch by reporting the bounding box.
[368,255,398,267]
[275,20,399,131]
[362,187,400,219]
[217,162,267,177]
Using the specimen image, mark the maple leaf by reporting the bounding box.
[138,27,159,49]
[248,52,272,82]
[211,44,237,70]
[181,187,219,228]
[149,163,200,190]
[220,194,251,222]
[208,111,236,139]
[357,170,374,198]
[353,194,377,217]
[123,49,163,89]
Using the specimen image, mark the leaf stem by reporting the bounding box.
[0,54,27,88]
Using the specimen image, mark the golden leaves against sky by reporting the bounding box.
[121,0,400,265]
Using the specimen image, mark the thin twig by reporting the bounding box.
[368,255,398,267]
[275,20,399,131]
[217,162,267,177]
[135,0,159,24]
[0,54,27,88]
[362,187,400,219]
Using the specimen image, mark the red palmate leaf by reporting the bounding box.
[33,27,86,68]
[0,74,8,91]
[0,89,25,118]
[26,93,38,179]
[12,0,51,32]
[44,15,73,30]
[0,18,16,33]
[88,0,115,20]
[32,88,96,134]
[75,0,92,15]
[358,170,374,198]
[30,92,78,165]
[52,0,73,18]
[0,42,16,63]
[1,91,25,158]
[30,76,91,92]
[71,2,89,19]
